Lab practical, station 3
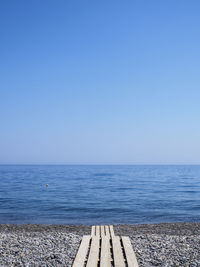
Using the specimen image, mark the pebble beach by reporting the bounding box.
[0,222,199,266]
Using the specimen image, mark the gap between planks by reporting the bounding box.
[91,225,114,238]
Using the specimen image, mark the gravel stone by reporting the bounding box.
[115,223,200,267]
[0,231,81,266]
[0,223,199,266]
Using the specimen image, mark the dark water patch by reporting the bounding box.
[93,173,114,177]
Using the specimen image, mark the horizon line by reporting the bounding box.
[0,163,200,166]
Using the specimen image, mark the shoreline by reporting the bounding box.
[0,221,200,235]
[0,222,199,266]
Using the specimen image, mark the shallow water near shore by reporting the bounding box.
[0,165,199,224]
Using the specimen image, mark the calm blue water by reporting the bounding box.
[0,165,199,225]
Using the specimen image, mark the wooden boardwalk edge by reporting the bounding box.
[72,235,91,267]
[121,236,139,267]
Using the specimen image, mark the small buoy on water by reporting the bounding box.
[46,184,48,188]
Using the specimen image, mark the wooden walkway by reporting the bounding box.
[72,225,139,267]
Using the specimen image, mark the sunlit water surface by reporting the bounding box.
[0,165,199,224]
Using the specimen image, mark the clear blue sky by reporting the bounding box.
[0,0,200,164]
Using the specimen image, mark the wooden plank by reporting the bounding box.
[86,236,100,267]
[121,236,139,267]
[109,225,115,237]
[91,226,95,236]
[112,236,125,267]
[105,225,110,237]
[72,235,91,267]
[96,225,100,236]
[101,225,105,237]
[100,236,111,267]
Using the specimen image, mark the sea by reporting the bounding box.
[0,165,199,225]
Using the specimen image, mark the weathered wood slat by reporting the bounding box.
[100,236,111,267]
[121,236,139,267]
[96,225,100,236]
[105,225,110,237]
[91,225,95,236]
[101,225,105,237]
[86,236,100,267]
[112,236,125,267]
[109,225,115,237]
[72,235,90,267]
